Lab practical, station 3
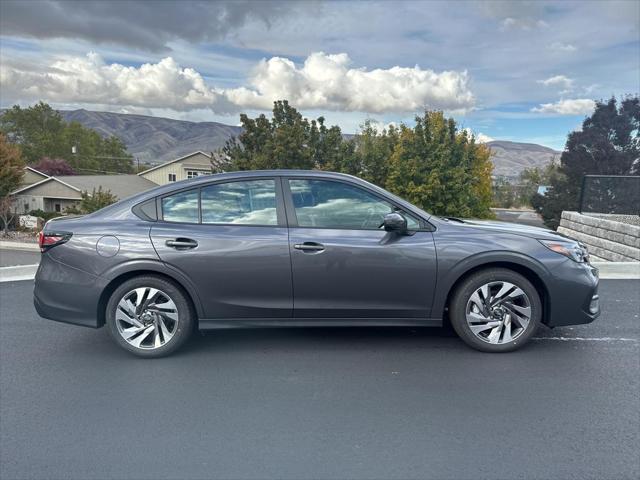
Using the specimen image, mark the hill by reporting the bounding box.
[486,140,560,180]
[58,110,560,176]
[60,109,241,164]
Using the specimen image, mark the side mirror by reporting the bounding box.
[382,212,408,233]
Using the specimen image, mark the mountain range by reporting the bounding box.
[59,109,560,178]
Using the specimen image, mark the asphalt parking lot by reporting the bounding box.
[1,279,638,480]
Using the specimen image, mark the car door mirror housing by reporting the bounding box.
[383,212,408,233]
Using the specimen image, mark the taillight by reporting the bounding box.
[38,231,72,252]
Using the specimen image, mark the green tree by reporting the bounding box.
[386,111,494,218]
[66,187,118,214]
[223,102,494,218]
[492,177,518,208]
[0,134,26,233]
[344,121,399,187]
[518,163,560,206]
[0,102,67,163]
[534,96,639,229]
[223,100,352,171]
[0,102,133,173]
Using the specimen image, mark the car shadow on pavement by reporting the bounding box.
[178,325,461,355]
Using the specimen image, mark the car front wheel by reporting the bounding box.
[449,268,542,352]
[106,275,194,358]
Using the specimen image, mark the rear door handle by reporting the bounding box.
[293,242,325,252]
[166,238,198,250]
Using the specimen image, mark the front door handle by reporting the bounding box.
[293,242,325,252]
[166,238,198,250]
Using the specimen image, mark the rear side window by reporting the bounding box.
[161,189,199,223]
[201,180,277,225]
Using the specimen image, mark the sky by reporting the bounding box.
[0,0,638,150]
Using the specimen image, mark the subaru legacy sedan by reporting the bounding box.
[34,170,600,357]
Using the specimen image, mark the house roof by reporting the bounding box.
[24,166,50,178]
[12,174,156,200]
[137,151,213,176]
[11,176,82,196]
[56,175,157,199]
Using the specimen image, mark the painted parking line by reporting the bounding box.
[0,264,38,283]
[533,337,637,342]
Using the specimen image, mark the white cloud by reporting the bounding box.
[500,17,549,31]
[0,51,476,114]
[548,42,577,53]
[0,53,230,111]
[464,128,494,143]
[531,99,595,115]
[229,52,475,113]
[537,75,574,90]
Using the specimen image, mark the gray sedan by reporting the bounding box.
[34,170,600,357]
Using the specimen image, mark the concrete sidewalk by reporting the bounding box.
[0,240,39,252]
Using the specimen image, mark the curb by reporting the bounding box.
[0,264,38,283]
[0,262,638,283]
[0,241,40,252]
[592,262,640,279]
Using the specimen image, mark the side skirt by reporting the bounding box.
[198,318,443,330]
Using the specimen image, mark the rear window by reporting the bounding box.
[200,180,277,225]
[160,180,278,225]
[161,189,199,223]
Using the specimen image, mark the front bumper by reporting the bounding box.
[545,260,600,327]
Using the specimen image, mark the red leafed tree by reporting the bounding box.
[33,157,75,176]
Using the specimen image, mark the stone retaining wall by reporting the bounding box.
[558,211,640,262]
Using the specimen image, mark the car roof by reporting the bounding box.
[157,169,363,190]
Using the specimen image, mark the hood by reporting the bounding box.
[449,218,565,240]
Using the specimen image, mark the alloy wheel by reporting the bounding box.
[115,287,179,350]
[465,281,531,344]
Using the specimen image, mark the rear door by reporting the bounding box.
[284,177,437,319]
[150,177,293,319]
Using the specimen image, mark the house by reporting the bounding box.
[138,151,223,185]
[11,168,157,214]
[21,166,50,186]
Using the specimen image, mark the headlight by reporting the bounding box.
[539,239,588,262]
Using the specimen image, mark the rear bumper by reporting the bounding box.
[33,256,106,328]
[545,260,600,327]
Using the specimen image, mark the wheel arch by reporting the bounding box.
[96,264,204,328]
[437,256,551,326]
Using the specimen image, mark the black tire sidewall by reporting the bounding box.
[450,268,542,353]
[106,275,193,358]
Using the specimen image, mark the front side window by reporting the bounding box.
[201,179,278,225]
[289,179,420,230]
[162,189,199,223]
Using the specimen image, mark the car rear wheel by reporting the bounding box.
[106,275,193,358]
[449,268,542,352]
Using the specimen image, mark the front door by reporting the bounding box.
[284,178,437,319]
[150,178,292,319]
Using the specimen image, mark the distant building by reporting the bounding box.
[11,167,157,214]
[138,151,224,185]
[537,185,550,196]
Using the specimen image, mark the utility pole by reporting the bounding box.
[71,145,137,174]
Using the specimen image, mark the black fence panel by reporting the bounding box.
[579,175,640,215]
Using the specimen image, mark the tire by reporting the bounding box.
[106,275,194,358]
[449,268,542,353]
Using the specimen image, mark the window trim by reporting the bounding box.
[156,176,286,227]
[282,176,434,232]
